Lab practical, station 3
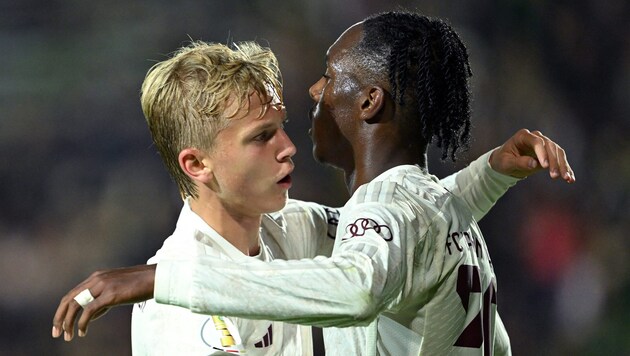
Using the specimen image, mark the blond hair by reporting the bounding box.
[140,41,283,198]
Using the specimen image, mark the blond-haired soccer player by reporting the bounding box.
[129,41,337,354]
[54,19,574,354]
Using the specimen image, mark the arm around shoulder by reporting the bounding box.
[441,150,520,221]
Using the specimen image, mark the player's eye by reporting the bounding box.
[253,130,274,142]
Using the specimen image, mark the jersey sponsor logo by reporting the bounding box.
[344,218,393,241]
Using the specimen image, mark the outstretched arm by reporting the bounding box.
[52,206,409,341]
[442,129,574,220]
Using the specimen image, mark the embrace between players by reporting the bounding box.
[53,10,574,355]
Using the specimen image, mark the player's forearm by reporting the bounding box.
[441,150,520,221]
[155,251,385,328]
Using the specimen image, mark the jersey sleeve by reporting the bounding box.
[439,150,520,221]
[154,203,412,329]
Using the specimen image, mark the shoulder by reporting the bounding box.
[350,166,446,208]
[273,199,339,229]
[351,179,400,206]
[344,167,455,231]
[281,198,334,215]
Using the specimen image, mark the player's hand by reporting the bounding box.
[489,129,575,182]
[52,264,156,341]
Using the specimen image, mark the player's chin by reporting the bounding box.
[265,192,289,213]
[312,145,326,164]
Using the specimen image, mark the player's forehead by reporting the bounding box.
[226,92,285,139]
[246,88,284,119]
[327,22,364,64]
[225,86,283,119]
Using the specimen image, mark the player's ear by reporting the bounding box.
[359,86,385,121]
[178,148,214,184]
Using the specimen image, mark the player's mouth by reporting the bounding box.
[277,174,292,189]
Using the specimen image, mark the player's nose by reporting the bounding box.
[309,78,325,101]
[277,128,296,161]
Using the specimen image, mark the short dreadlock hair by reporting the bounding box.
[351,11,472,161]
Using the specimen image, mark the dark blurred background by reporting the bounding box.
[1,0,628,355]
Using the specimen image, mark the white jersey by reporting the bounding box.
[132,198,337,355]
[155,151,517,355]
[322,165,509,355]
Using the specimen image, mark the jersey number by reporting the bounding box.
[454,264,496,354]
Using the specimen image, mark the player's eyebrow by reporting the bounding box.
[252,121,276,132]
[270,103,288,120]
[248,108,286,132]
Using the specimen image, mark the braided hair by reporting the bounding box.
[355,11,472,161]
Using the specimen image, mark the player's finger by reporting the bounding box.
[62,298,84,341]
[515,129,548,168]
[76,289,111,337]
[52,294,72,338]
[525,130,548,168]
[556,145,575,183]
[53,282,89,339]
[513,154,541,173]
[76,307,110,338]
[532,131,561,177]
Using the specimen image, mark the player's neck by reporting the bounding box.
[189,195,262,256]
[346,144,427,194]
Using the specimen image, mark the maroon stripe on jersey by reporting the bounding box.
[254,325,273,348]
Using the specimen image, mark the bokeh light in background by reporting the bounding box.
[1,1,628,355]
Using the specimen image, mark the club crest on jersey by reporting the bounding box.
[344,218,393,241]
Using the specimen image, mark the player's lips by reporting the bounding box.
[278,174,292,184]
[277,167,294,188]
[277,174,292,189]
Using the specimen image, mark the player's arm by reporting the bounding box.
[155,207,403,325]
[441,129,574,221]
[53,204,408,340]
[153,200,407,325]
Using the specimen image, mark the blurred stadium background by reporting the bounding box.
[0,0,628,355]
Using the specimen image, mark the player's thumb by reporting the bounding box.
[513,155,540,175]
